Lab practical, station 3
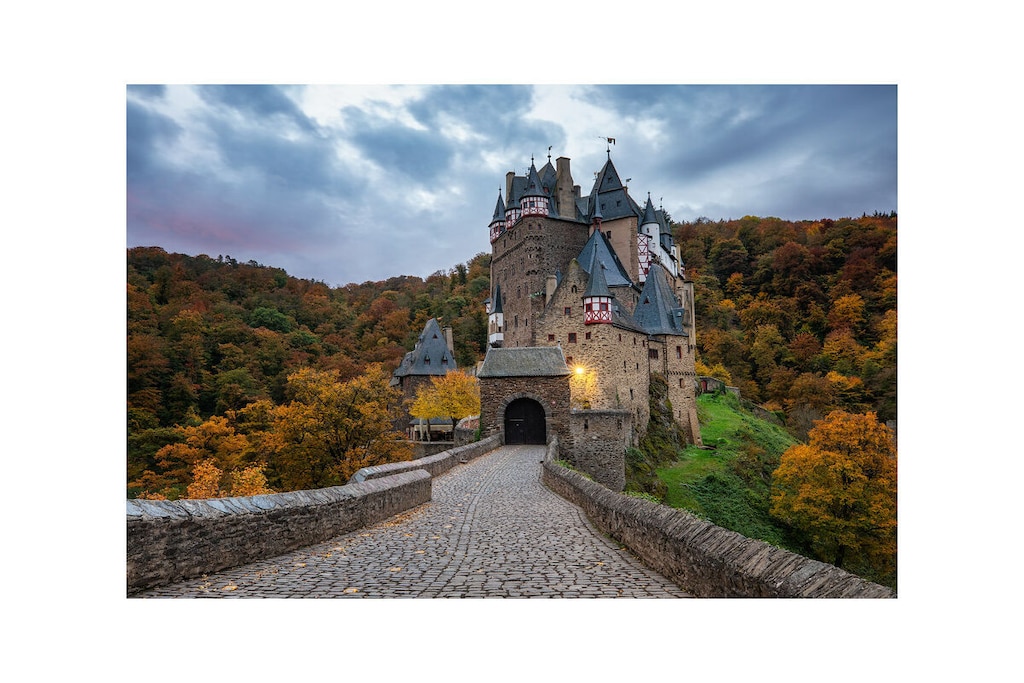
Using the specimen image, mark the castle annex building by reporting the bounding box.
[481,150,702,451]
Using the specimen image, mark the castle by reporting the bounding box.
[478,148,702,461]
[390,148,702,486]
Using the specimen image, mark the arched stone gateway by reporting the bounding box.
[504,397,546,444]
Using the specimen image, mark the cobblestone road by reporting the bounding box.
[135,445,690,598]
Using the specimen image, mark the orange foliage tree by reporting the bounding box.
[268,365,413,489]
[770,411,896,583]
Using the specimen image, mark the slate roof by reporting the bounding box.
[491,192,506,223]
[583,250,612,298]
[633,266,688,336]
[491,282,503,314]
[392,318,457,377]
[477,346,570,378]
[588,158,643,222]
[578,228,634,288]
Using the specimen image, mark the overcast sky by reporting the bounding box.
[127,84,896,286]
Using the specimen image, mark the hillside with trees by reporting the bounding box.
[128,211,896,507]
[127,247,489,499]
[676,212,896,438]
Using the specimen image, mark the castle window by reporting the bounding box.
[566,356,573,365]
[676,345,682,359]
[424,356,430,365]
[568,333,577,343]
[442,356,449,365]
[619,333,622,342]
[584,419,589,431]
[630,388,634,400]
[633,338,637,345]
[585,332,591,340]
[564,307,571,316]
[571,285,577,294]
[548,334,555,342]
[649,349,659,360]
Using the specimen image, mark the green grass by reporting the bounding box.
[657,392,802,550]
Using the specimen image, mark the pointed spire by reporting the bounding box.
[492,190,506,222]
[584,251,612,299]
[522,159,546,197]
[642,193,658,227]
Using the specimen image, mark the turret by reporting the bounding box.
[489,191,506,243]
[488,283,504,347]
[520,159,550,217]
[582,252,613,325]
[637,193,657,282]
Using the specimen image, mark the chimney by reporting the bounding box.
[444,326,455,357]
[506,171,516,205]
[555,157,574,219]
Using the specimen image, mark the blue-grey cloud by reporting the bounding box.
[127,84,167,100]
[126,84,896,285]
[197,84,316,132]
[126,100,182,183]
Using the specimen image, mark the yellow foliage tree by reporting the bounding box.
[186,459,224,499]
[269,365,413,489]
[410,371,481,438]
[770,411,896,583]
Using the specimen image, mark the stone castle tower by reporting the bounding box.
[484,149,702,447]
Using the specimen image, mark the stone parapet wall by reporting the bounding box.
[349,435,502,483]
[127,470,431,594]
[541,444,894,598]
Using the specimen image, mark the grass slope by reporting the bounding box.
[658,391,803,550]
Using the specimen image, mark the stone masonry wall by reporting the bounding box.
[350,435,502,483]
[127,470,431,594]
[568,410,629,491]
[479,375,570,445]
[536,259,650,442]
[541,436,894,598]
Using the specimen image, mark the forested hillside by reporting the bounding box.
[127,211,895,497]
[127,247,489,498]
[676,213,896,438]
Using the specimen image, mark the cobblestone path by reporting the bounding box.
[136,445,690,598]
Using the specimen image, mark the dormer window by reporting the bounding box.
[424,356,430,365]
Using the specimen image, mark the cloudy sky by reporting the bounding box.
[127,84,896,286]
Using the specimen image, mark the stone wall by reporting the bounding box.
[350,434,502,483]
[568,410,629,491]
[127,470,431,594]
[541,437,894,598]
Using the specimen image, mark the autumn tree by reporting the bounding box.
[770,411,896,584]
[410,370,481,437]
[269,365,413,489]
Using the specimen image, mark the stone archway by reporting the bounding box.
[504,397,547,444]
